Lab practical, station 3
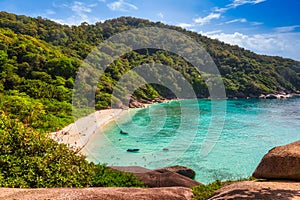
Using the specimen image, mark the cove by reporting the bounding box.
[85,97,300,184]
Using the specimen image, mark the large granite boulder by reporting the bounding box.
[134,170,200,188]
[0,187,193,200]
[253,140,300,181]
[109,166,201,188]
[210,180,300,200]
[155,166,196,179]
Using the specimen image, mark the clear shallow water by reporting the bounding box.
[85,97,300,184]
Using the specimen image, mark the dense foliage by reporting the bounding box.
[192,180,224,200]
[192,178,254,200]
[0,13,299,130]
[0,112,144,188]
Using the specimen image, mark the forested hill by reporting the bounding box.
[1,11,300,131]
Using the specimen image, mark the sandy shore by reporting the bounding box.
[49,109,124,153]
[49,99,171,153]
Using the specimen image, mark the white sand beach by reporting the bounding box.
[49,109,124,153]
[49,100,169,154]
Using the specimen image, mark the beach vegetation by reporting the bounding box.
[0,112,144,188]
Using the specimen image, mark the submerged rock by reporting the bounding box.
[253,140,300,181]
[155,165,196,179]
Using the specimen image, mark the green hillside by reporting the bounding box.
[1,11,300,131]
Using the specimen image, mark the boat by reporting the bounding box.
[127,148,139,152]
[120,130,128,135]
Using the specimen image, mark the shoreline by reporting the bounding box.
[49,93,300,153]
[49,109,124,153]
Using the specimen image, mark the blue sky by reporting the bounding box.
[1,0,300,60]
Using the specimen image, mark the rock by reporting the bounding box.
[155,165,196,179]
[265,94,278,99]
[109,166,201,188]
[278,90,286,95]
[235,92,246,98]
[134,170,201,188]
[129,100,145,108]
[249,93,258,98]
[0,187,193,200]
[253,140,300,181]
[259,94,266,98]
[210,180,300,200]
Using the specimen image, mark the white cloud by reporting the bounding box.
[194,13,221,25]
[214,0,266,13]
[274,25,300,33]
[52,1,99,25]
[177,23,194,29]
[46,9,55,15]
[157,12,164,19]
[230,0,266,8]
[70,1,96,14]
[199,30,223,35]
[251,21,263,26]
[201,31,300,61]
[192,0,265,27]
[213,7,229,13]
[107,0,138,12]
[225,18,247,24]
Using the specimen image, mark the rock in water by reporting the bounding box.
[253,140,300,181]
[155,165,196,179]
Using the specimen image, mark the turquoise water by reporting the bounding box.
[85,97,300,184]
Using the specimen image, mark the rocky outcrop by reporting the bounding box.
[109,166,201,188]
[134,170,200,188]
[128,98,170,108]
[211,141,300,199]
[259,93,299,99]
[155,165,196,179]
[0,187,193,200]
[129,99,146,108]
[210,180,300,200]
[265,94,278,99]
[252,140,300,181]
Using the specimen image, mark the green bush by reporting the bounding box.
[192,180,223,200]
[0,112,144,188]
[91,164,145,187]
[192,178,252,200]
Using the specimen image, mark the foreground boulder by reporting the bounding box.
[109,166,201,188]
[155,166,196,179]
[134,170,200,188]
[210,180,300,200]
[0,187,193,200]
[253,140,300,180]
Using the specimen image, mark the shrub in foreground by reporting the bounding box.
[192,180,224,200]
[0,112,144,188]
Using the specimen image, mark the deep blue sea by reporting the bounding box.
[85,97,300,184]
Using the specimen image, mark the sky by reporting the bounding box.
[1,0,300,60]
